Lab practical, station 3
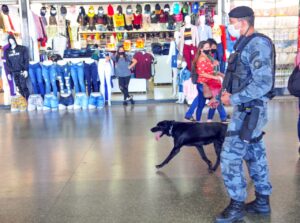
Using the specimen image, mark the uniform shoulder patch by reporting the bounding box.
[253,59,262,69]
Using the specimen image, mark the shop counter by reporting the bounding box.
[111,78,147,93]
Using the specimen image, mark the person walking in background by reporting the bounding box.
[207,38,228,123]
[111,45,137,105]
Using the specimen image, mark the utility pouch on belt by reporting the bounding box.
[239,107,260,143]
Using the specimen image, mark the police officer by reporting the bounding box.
[216,6,274,223]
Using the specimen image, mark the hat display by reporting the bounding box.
[60,6,67,16]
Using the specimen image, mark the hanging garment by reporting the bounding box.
[133,52,154,79]
[113,14,125,28]
[98,59,114,104]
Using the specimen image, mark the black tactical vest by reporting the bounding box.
[222,33,276,99]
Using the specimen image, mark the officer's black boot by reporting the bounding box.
[245,191,271,215]
[215,199,245,223]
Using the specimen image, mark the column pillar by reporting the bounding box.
[18,0,31,50]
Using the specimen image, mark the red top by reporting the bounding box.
[133,52,154,79]
[107,5,114,17]
[133,14,143,25]
[173,13,183,22]
[196,56,214,84]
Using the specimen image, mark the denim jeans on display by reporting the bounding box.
[43,94,58,109]
[70,62,85,93]
[115,26,125,31]
[74,93,89,110]
[29,63,45,96]
[56,65,72,94]
[88,94,104,109]
[28,94,44,111]
[42,64,58,96]
[59,94,74,106]
[84,62,99,95]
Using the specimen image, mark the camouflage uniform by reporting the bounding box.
[221,36,273,202]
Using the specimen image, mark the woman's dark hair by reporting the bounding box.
[207,38,217,47]
[192,41,209,72]
[116,45,128,62]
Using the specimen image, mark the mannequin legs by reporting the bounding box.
[100,72,112,106]
[172,68,178,97]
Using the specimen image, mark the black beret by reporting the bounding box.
[228,6,254,18]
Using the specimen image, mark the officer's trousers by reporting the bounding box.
[221,103,272,202]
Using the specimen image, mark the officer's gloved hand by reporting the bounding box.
[21,71,28,78]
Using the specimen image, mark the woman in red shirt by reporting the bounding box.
[192,41,224,108]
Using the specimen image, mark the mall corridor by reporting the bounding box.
[0,99,299,223]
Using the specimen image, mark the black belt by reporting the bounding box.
[238,99,264,112]
[226,131,265,144]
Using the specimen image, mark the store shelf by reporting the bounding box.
[30,0,206,4]
[79,30,175,34]
[2,0,18,4]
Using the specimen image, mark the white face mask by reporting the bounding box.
[228,23,241,38]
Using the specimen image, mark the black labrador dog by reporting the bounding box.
[151,120,228,172]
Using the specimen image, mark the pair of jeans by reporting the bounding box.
[28,94,44,111]
[42,64,57,96]
[59,94,74,106]
[208,94,227,121]
[74,93,89,110]
[43,94,58,109]
[217,43,226,73]
[70,62,85,93]
[11,95,27,112]
[12,72,30,100]
[184,84,206,121]
[56,65,71,94]
[115,26,125,31]
[88,94,104,109]
[29,63,45,96]
[183,44,197,71]
[96,24,106,31]
[84,62,99,95]
[118,76,131,100]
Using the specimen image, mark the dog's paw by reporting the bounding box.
[156,164,163,169]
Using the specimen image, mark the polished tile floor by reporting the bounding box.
[0,99,299,223]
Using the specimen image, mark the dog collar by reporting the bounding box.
[169,125,173,136]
